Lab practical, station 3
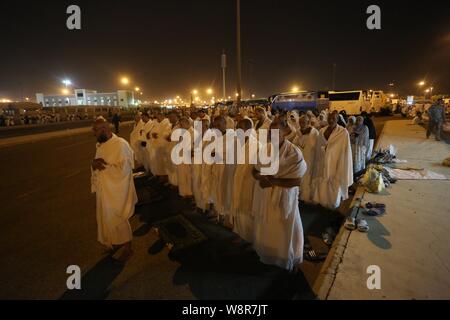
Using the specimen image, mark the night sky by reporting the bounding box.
[1,0,449,101]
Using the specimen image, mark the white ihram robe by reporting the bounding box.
[166,123,180,186]
[211,133,237,218]
[199,138,214,211]
[91,134,138,247]
[192,129,207,210]
[292,127,320,203]
[231,136,257,243]
[148,118,171,176]
[177,127,194,197]
[140,120,155,172]
[130,120,144,166]
[252,140,307,270]
[312,125,353,209]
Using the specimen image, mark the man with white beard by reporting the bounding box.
[231,118,257,243]
[139,112,154,172]
[312,111,353,209]
[91,117,137,262]
[252,119,307,271]
[148,112,171,178]
[292,115,320,203]
[130,112,144,168]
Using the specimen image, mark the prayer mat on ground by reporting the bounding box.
[153,214,207,252]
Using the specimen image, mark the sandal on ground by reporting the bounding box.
[345,217,357,231]
[357,219,369,232]
[365,202,386,209]
[364,207,386,216]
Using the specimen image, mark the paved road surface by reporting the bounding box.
[0,117,390,299]
[0,116,133,139]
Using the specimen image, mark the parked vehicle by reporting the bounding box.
[328,90,370,115]
[270,91,328,113]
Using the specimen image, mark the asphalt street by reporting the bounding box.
[0,115,133,139]
[0,118,391,299]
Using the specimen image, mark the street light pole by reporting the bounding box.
[236,0,242,106]
[221,51,227,100]
[332,63,336,90]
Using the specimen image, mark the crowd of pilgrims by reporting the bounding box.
[128,106,376,271]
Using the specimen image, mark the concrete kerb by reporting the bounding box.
[313,120,388,300]
[0,121,134,148]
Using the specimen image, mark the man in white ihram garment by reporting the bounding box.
[139,112,154,172]
[252,118,307,271]
[148,112,171,177]
[312,111,353,209]
[176,117,194,197]
[192,119,211,212]
[166,111,180,187]
[129,112,144,167]
[211,115,237,226]
[292,115,320,203]
[254,107,272,131]
[91,117,137,262]
[231,118,257,243]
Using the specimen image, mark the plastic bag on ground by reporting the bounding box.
[361,167,385,193]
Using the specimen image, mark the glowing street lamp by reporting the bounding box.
[62,79,72,87]
[291,86,299,92]
[206,88,213,95]
[418,81,425,86]
[121,77,130,85]
[61,88,69,95]
[134,86,140,92]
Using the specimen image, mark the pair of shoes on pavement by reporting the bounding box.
[345,217,369,232]
[363,202,386,216]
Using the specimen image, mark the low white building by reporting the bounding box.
[36,89,135,108]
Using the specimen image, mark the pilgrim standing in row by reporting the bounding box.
[91,118,137,262]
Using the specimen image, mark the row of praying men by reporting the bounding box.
[129,106,358,271]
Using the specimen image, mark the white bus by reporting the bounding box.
[328,90,370,115]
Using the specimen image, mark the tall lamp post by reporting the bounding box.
[221,52,227,100]
[236,0,242,106]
